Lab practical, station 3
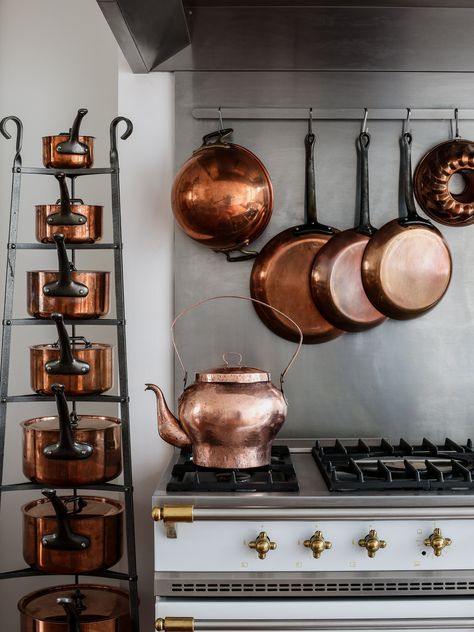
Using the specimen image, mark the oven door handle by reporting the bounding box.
[155,617,474,631]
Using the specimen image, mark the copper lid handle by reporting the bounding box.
[171,295,303,389]
[57,598,81,632]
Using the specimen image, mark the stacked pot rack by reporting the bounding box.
[0,114,139,631]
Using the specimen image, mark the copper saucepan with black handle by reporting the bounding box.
[43,108,94,169]
[36,172,103,243]
[30,313,113,396]
[22,489,123,573]
[22,383,121,485]
[27,233,110,319]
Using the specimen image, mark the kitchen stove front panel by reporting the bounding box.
[154,519,471,572]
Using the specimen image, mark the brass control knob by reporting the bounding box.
[304,530,332,559]
[424,528,452,557]
[248,531,277,559]
[358,529,387,558]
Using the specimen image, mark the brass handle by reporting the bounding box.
[358,529,386,558]
[248,531,277,559]
[303,530,332,559]
[424,528,452,557]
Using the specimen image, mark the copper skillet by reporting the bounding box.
[250,123,344,343]
[362,131,452,320]
[311,130,387,332]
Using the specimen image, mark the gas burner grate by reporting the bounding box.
[167,446,299,493]
[313,438,474,492]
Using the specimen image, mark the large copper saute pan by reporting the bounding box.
[30,313,113,396]
[18,584,131,632]
[22,383,121,486]
[22,489,123,573]
[27,233,110,319]
[43,108,94,169]
[36,172,103,243]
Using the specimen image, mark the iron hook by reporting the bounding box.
[308,107,313,135]
[362,108,369,134]
[0,115,23,164]
[218,107,224,132]
[403,108,411,135]
[109,116,133,167]
[454,107,461,140]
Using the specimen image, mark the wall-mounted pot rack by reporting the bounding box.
[0,115,139,632]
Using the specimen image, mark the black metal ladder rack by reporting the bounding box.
[0,115,139,631]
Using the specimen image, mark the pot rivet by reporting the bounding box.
[81,367,87,373]
[81,542,87,548]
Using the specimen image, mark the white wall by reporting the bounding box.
[0,1,174,628]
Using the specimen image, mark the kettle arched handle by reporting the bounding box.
[171,295,303,390]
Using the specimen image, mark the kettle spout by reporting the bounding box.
[145,384,191,449]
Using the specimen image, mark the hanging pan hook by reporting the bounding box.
[109,116,133,167]
[361,108,369,135]
[0,115,23,164]
[403,107,412,137]
[308,107,313,135]
[454,107,461,140]
[218,107,224,132]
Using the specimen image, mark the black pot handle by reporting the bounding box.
[56,108,89,156]
[43,384,93,461]
[201,127,233,147]
[45,313,90,376]
[355,132,377,236]
[41,489,90,551]
[43,233,89,298]
[398,132,434,229]
[57,598,81,632]
[47,173,87,227]
[293,131,335,236]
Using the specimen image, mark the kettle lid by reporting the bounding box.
[196,353,270,384]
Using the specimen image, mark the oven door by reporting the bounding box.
[155,597,474,631]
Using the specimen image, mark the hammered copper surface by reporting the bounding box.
[311,230,387,332]
[22,496,123,574]
[18,584,131,632]
[414,139,474,226]
[35,204,103,243]
[30,343,113,396]
[42,135,94,169]
[27,270,110,319]
[172,142,273,251]
[362,219,452,319]
[250,229,344,343]
[22,415,122,486]
[146,377,287,469]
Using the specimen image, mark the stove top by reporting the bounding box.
[166,446,299,492]
[313,437,474,492]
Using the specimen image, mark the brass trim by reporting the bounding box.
[303,530,332,559]
[155,618,195,632]
[358,529,387,558]
[424,528,452,557]
[152,505,194,538]
[248,531,277,560]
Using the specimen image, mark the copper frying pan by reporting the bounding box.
[250,123,344,343]
[361,131,452,320]
[311,131,387,332]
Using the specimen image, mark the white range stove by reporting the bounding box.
[152,438,474,631]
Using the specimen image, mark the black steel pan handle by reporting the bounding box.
[57,598,81,632]
[45,313,90,375]
[47,173,87,227]
[355,132,377,236]
[41,489,90,551]
[57,108,89,156]
[43,233,89,298]
[399,132,434,229]
[201,128,234,147]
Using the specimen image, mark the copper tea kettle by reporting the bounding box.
[146,296,302,469]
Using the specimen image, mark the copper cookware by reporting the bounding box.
[22,489,123,573]
[43,108,94,169]
[27,233,110,319]
[30,313,113,396]
[250,122,344,343]
[172,127,273,260]
[22,384,121,486]
[36,172,103,243]
[146,295,302,469]
[18,584,131,632]
[311,129,387,332]
[362,131,452,320]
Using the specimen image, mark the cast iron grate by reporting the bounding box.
[313,438,474,492]
[167,446,299,492]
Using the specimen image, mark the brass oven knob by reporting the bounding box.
[248,531,277,559]
[358,529,386,558]
[304,531,332,559]
[424,528,452,556]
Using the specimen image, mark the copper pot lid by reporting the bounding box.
[18,584,129,621]
[196,352,270,383]
[21,415,121,432]
[22,495,123,518]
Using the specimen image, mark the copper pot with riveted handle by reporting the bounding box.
[18,584,131,632]
[36,172,103,243]
[22,383,121,486]
[30,313,113,396]
[43,108,94,169]
[27,233,110,319]
[22,489,123,573]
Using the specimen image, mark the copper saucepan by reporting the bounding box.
[36,172,103,243]
[27,233,110,319]
[22,383,121,486]
[30,313,113,396]
[172,127,273,261]
[18,584,131,632]
[43,108,94,169]
[22,489,123,573]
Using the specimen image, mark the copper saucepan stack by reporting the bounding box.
[43,108,94,169]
